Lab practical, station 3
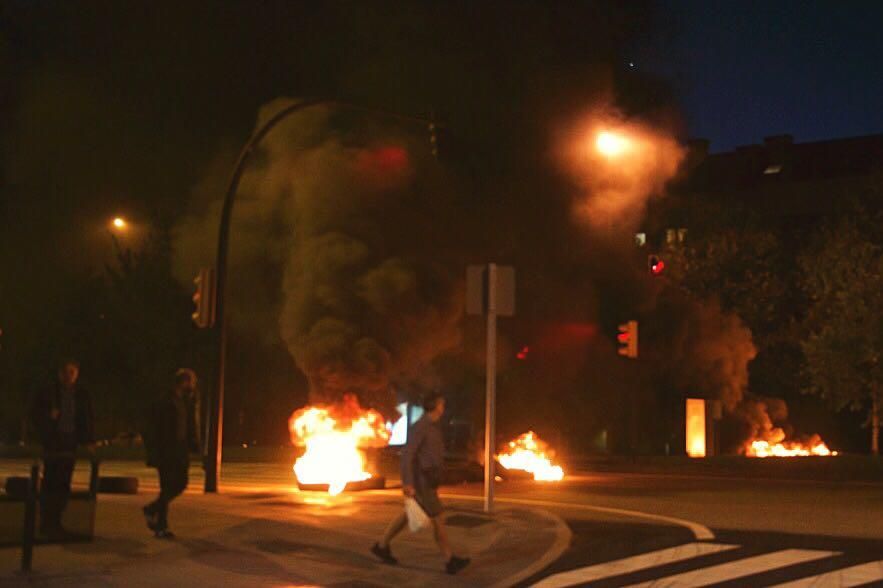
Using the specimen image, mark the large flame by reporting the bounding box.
[744,431,838,457]
[497,431,565,481]
[288,394,390,495]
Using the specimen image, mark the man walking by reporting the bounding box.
[31,358,95,539]
[372,393,470,575]
[143,368,199,539]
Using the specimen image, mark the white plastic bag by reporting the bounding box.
[404,497,430,532]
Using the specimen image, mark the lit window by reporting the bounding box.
[635,232,647,247]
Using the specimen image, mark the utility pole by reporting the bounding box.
[467,263,514,513]
[483,263,498,513]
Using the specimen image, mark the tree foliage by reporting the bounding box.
[798,214,882,435]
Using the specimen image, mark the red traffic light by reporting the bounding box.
[617,321,638,358]
[516,345,530,360]
[648,255,665,276]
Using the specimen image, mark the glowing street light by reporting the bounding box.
[111,217,127,231]
[595,130,630,158]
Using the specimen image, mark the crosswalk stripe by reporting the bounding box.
[771,560,883,587]
[624,549,839,587]
[531,543,738,588]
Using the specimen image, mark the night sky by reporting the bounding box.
[639,0,883,151]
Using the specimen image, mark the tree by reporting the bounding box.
[98,223,204,438]
[665,218,803,403]
[799,214,882,454]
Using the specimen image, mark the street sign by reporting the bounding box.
[466,263,515,514]
[466,265,515,316]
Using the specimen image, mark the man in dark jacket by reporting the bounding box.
[30,358,95,539]
[143,368,199,539]
[372,393,470,575]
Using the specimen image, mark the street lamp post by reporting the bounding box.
[204,99,433,493]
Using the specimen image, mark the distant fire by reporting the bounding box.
[744,432,838,458]
[497,431,564,481]
[288,394,390,495]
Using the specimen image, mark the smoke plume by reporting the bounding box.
[175,100,463,412]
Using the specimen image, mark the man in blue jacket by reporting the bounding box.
[372,393,470,575]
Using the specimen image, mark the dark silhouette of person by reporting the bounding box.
[143,368,199,539]
[30,358,95,539]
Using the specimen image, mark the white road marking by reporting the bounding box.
[531,543,738,588]
[625,549,839,587]
[771,560,883,587]
[490,507,573,588]
[440,493,716,541]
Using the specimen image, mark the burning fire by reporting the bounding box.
[497,431,564,481]
[745,431,838,458]
[288,395,390,495]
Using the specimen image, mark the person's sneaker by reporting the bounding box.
[142,506,160,531]
[154,529,176,540]
[446,555,471,575]
[371,542,398,565]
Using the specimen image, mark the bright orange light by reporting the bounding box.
[595,131,630,157]
[112,217,127,230]
[497,431,564,481]
[686,398,706,458]
[288,395,389,495]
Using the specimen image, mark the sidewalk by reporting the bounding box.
[0,485,569,587]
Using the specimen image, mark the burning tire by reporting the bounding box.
[296,475,386,493]
[495,462,535,481]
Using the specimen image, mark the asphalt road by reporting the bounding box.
[3,460,882,586]
[441,473,883,586]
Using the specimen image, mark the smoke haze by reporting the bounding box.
[176,101,463,412]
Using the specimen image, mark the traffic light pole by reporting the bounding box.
[205,99,433,493]
[205,98,325,492]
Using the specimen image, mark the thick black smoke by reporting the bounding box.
[176,102,462,411]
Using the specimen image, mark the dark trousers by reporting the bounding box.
[41,455,75,531]
[145,460,189,530]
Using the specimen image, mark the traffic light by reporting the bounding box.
[516,345,529,360]
[617,320,638,358]
[428,121,439,158]
[192,268,216,328]
[648,254,665,276]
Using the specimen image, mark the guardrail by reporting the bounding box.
[2,458,101,572]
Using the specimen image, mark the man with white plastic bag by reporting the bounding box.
[404,495,430,531]
[372,393,471,575]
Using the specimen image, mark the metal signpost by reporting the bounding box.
[467,263,515,513]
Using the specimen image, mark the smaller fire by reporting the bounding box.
[745,431,838,458]
[497,431,564,481]
[288,394,390,495]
